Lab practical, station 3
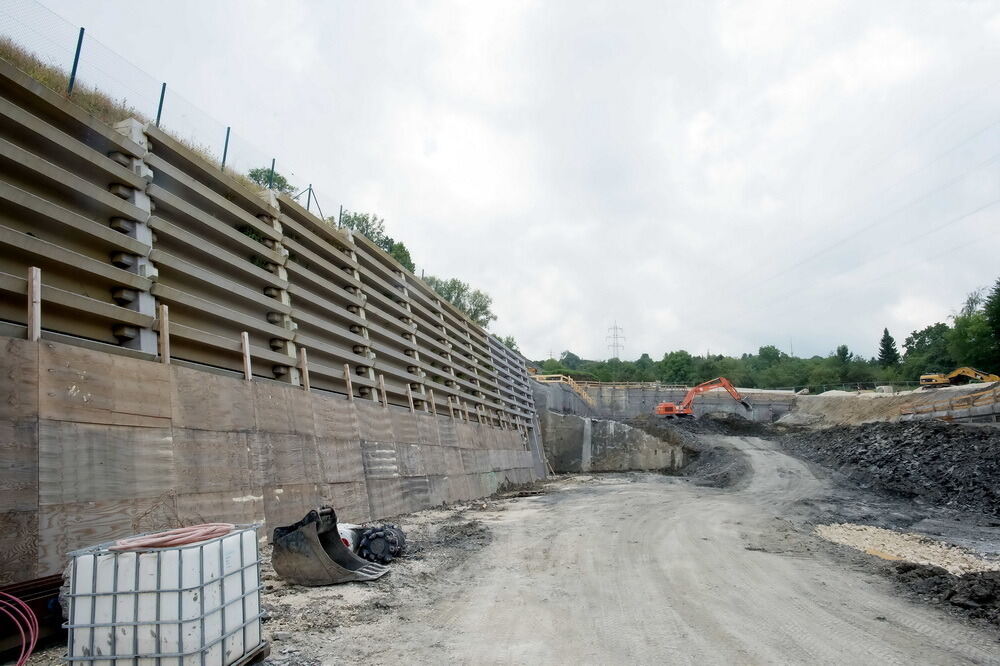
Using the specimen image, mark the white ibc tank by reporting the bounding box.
[65,525,262,666]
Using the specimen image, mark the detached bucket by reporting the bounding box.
[271,508,388,586]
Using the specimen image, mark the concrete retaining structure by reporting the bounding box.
[533,380,796,422]
[531,380,598,418]
[0,336,539,585]
[540,411,685,473]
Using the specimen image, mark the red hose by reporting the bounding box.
[0,592,38,666]
[109,523,235,551]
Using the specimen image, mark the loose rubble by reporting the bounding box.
[628,414,765,488]
[890,564,1000,629]
[779,421,1000,516]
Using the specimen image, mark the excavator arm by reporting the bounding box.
[679,377,749,411]
[653,377,752,417]
[945,367,1000,384]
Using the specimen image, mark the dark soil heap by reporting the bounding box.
[779,421,1000,516]
[628,415,757,488]
[890,563,1000,629]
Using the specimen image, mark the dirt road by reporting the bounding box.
[302,435,999,665]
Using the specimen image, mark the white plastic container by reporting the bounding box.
[65,525,263,666]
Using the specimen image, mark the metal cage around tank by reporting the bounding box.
[63,525,263,666]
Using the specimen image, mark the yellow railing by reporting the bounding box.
[531,374,598,407]
[575,381,687,390]
[900,384,1000,416]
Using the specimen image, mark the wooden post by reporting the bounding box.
[462,401,471,422]
[447,396,456,419]
[379,374,388,408]
[343,363,355,401]
[158,303,170,364]
[428,389,437,416]
[240,332,252,381]
[298,347,310,391]
[27,266,40,341]
[406,385,416,413]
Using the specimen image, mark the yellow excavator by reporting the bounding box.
[919,367,1000,387]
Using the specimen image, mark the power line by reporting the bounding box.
[606,322,625,359]
[756,148,1000,287]
[751,193,1000,317]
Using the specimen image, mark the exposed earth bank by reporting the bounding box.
[777,420,1000,517]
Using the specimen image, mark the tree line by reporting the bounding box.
[536,277,1000,391]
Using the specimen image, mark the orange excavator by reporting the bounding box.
[654,377,751,418]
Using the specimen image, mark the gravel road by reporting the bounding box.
[311,435,999,664]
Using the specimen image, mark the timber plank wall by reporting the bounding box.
[0,56,545,584]
[0,336,537,584]
[0,57,539,431]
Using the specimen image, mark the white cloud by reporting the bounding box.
[31,0,1000,362]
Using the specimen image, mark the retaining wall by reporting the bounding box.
[540,411,685,473]
[0,57,539,439]
[0,336,539,585]
[585,385,796,421]
[533,381,795,422]
[531,380,597,418]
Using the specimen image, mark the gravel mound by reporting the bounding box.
[815,523,999,576]
[779,421,1000,516]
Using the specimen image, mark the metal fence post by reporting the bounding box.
[221,127,231,170]
[67,27,84,94]
[155,82,166,127]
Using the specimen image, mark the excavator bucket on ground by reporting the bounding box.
[271,507,389,586]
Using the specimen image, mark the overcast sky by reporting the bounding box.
[17,0,1000,361]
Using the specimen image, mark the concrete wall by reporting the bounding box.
[584,385,796,422]
[531,380,598,418]
[0,336,538,585]
[540,411,685,473]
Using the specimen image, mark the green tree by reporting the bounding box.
[388,242,415,272]
[339,210,392,251]
[339,210,416,272]
[901,323,954,379]
[424,276,497,327]
[949,311,993,368]
[499,335,519,353]
[247,166,295,194]
[658,350,695,383]
[560,351,582,370]
[835,345,852,365]
[948,289,994,368]
[983,276,1000,370]
[877,328,900,367]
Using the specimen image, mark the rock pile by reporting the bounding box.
[780,421,1000,516]
[891,563,1000,628]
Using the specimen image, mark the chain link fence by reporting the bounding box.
[0,0,332,216]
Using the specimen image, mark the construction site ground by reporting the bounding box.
[256,426,999,664]
[31,424,1000,665]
